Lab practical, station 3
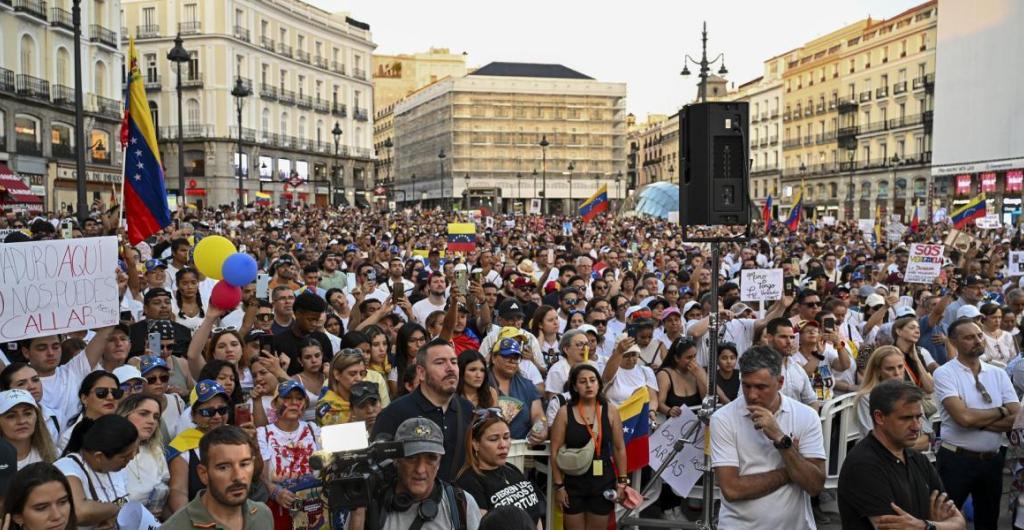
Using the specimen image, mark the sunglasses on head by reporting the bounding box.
[93,387,124,400]
[472,407,503,428]
[196,405,230,418]
[145,373,170,385]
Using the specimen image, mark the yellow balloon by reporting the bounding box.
[194,235,237,280]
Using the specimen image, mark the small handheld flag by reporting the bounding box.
[578,184,609,222]
[784,187,802,232]
[447,223,477,253]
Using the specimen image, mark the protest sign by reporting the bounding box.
[529,199,541,214]
[905,243,944,284]
[976,214,1001,229]
[0,237,119,341]
[740,268,783,302]
[649,408,706,497]
[858,219,875,234]
[1009,252,1024,276]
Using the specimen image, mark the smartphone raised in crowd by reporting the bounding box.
[233,403,252,426]
[454,269,469,296]
[255,273,270,299]
[147,332,161,355]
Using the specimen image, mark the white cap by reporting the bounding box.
[894,305,916,318]
[577,324,599,336]
[956,305,981,319]
[0,389,36,415]
[113,365,144,385]
[865,294,886,308]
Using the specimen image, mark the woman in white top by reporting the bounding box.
[530,305,562,369]
[290,337,326,422]
[116,393,169,519]
[980,302,1018,368]
[855,346,932,450]
[172,268,205,332]
[601,336,659,409]
[0,389,56,468]
[53,415,139,530]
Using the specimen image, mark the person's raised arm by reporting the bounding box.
[602,337,635,384]
[83,326,113,369]
[355,299,394,331]
[438,294,459,342]
[187,308,227,379]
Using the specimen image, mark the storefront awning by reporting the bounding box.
[0,164,43,209]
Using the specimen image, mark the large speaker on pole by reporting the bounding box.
[679,101,749,226]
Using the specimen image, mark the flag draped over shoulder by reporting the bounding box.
[122,38,172,245]
[578,184,609,222]
[950,193,987,229]
[784,186,802,232]
[618,387,650,472]
[447,223,476,253]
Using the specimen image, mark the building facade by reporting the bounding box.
[122,0,375,207]
[0,0,123,213]
[781,1,936,220]
[635,113,679,188]
[392,62,626,213]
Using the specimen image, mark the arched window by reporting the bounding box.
[829,183,838,198]
[14,114,40,154]
[878,180,890,198]
[51,122,74,158]
[94,60,107,96]
[913,178,927,197]
[894,178,907,198]
[280,112,288,136]
[56,48,70,86]
[261,108,270,140]
[186,98,200,126]
[298,116,307,140]
[861,181,871,199]
[19,35,36,76]
[316,119,324,144]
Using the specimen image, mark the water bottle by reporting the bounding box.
[602,489,618,502]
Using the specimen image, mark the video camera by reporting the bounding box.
[311,434,405,512]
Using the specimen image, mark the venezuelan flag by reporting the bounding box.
[255,191,271,205]
[951,193,987,229]
[447,223,476,253]
[618,386,650,472]
[784,186,802,232]
[121,37,172,245]
[874,204,883,246]
[762,194,773,231]
[578,184,609,222]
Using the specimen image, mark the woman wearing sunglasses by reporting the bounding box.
[137,355,188,442]
[115,393,168,518]
[53,415,139,530]
[456,412,543,526]
[56,372,123,454]
[166,380,231,513]
[258,381,323,529]
[0,389,57,467]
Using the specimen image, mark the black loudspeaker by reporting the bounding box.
[679,101,749,226]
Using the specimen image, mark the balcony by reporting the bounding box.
[804,108,813,117]
[13,0,46,21]
[331,61,346,75]
[889,113,923,129]
[233,25,249,42]
[912,77,926,90]
[924,73,935,92]
[50,84,74,106]
[236,77,252,93]
[178,21,201,35]
[90,24,117,48]
[181,74,204,89]
[858,91,872,103]
[49,7,71,30]
[875,87,888,99]
[16,140,42,156]
[837,125,859,141]
[278,89,295,105]
[770,110,779,119]
[802,135,812,145]
[228,126,258,142]
[860,120,888,135]
[353,107,368,121]
[296,49,310,63]
[260,36,275,52]
[313,98,329,113]
[51,143,74,159]
[0,68,14,93]
[758,137,768,147]
[16,74,49,101]
[893,81,908,95]
[277,43,293,58]
[144,74,161,91]
[296,94,312,109]
[751,115,760,124]
[769,135,778,145]
[137,24,159,39]
[94,95,121,118]
[782,138,802,149]
[331,102,347,117]
[159,124,213,139]
[782,111,791,121]
[352,67,366,80]
[259,83,277,100]
[816,103,825,113]
[829,100,837,111]
[313,56,328,69]
[837,99,858,113]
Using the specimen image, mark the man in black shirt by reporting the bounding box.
[273,291,333,375]
[838,380,965,530]
[128,288,192,356]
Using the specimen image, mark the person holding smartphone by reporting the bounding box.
[257,381,322,529]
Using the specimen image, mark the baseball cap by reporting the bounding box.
[681,300,702,318]
[113,365,144,385]
[350,381,380,407]
[894,306,916,318]
[143,288,172,304]
[624,305,653,321]
[277,380,306,398]
[145,259,167,272]
[850,272,865,281]
[858,286,877,299]
[395,417,445,456]
[496,338,523,357]
[799,320,820,331]
[138,355,169,376]
[577,324,599,336]
[244,329,268,343]
[660,307,682,321]
[191,379,229,406]
[497,299,525,319]
[0,439,15,499]
[730,302,753,316]
[956,305,981,319]
[865,294,886,308]
[963,275,985,287]
[0,389,36,415]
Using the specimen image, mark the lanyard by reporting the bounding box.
[577,402,602,457]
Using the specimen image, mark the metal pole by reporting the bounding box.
[542,141,548,214]
[176,61,185,207]
[700,243,720,528]
[72,0,87,223]
[236,102,244,210]
[334,138,339,207]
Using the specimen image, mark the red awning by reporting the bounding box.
[0,164,43,208]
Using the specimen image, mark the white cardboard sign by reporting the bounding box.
[905,243,944,284]
[740,268,784,302]
[1009,252,1024,276]
[648,408,707,497]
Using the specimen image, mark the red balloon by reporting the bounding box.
[210,280,242,311]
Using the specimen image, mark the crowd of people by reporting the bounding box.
[0,202,1020,530]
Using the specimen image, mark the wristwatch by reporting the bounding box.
[923,521,936,530]
[773,435,793,450]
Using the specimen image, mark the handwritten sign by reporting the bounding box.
[976,214,1001,229]
[740,268,783,302]
[1009,252,1024,276]
[0,237,119,341]
[905,243,944,284]
[648,408,706,497]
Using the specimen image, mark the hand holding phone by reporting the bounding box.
[147,332,161,356]
[234,403,252,426]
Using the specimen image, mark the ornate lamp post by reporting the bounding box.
[231,77,251,209]
[680,22,728,104]
[539,135,549,214]
[167,34,190,208]
[332,122,342,206]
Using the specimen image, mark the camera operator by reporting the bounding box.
[369,417,481,530]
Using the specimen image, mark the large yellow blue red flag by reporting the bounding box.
[447,223,476,252]
[578,184,609,222]
[122,37,172,245]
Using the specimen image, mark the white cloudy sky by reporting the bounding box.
[309,0,925,118]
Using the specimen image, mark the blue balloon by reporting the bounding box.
[221,253,258,287]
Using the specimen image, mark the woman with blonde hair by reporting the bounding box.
[855,346,931,450]
[115,393,168,518]
[0,389,57,467]
[315,349,366,427]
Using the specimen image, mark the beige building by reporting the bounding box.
[0,0,123,213]
[122,0,376,207]
[393,62,626,213]
[782,0,936,220]
[634,113,679,188]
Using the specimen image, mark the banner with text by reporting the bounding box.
[740,268,784,302]
[648,408,706,497]
[1009,252,1024,277]
[0,237,119,341]
[905,243,944,284]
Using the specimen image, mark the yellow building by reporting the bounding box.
[635,114,679,187]
[122,0,376,207]
[781,0,936,220]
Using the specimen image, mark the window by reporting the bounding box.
[19,35,36,76]
[56,49,70,86]
[261,20,268,38]
[917,63,926,78]
[145,53,157,82]
[51,123,73,155]
[236,55,244,76]
[279,70,286,90]
[280,112,288,136]
[149,101,159,128]
[234,9,243,28]
[315,42,323,58]
[234,153,249,178]
[143,7,155,26]
[261,64,269,84]
[297,75,305,96]
[186,98,200,125]
[298,116,306,139]
[315,80,323,99]
[93,60,107,95]
[90,130,110,162]
[187,51,199,79]
[354,90,361,109]
[184,3,197,22]
[277,159,291,180]
[297,35,305,51]
[279,27,287,44]
[259,156,273,180]
[261,108,270,137]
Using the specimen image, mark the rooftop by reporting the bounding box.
[469,62,594,80]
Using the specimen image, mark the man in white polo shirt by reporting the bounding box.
[711,345,826,529]
[933,317,1019,530]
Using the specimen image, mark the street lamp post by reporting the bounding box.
[332,122,342,207]
[680,22,728,104]
[411,173,417,209]
[539,135,549,214]
[847,150,855,220]
[231,77,251,210]
[438,149,446,209]
[615,171,622,211]
[71,0,88,222]
[383,137,393,185]
[167,34,190,208]
[567,161,575,211]
[463,173,470,210]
